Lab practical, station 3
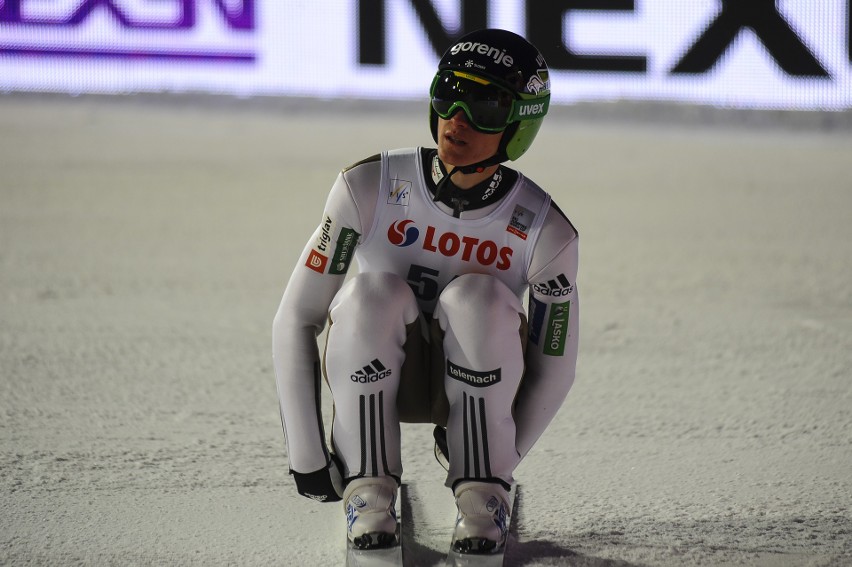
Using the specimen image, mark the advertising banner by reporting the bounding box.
[1,0,849,109]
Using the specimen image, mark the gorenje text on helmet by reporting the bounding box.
[450,41,514,68]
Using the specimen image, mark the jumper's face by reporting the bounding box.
[436,112,503,169]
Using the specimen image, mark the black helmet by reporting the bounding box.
[429,29,551,163]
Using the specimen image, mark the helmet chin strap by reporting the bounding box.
[432,153,504,204]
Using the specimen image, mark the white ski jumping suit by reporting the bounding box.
[273,147,579,490]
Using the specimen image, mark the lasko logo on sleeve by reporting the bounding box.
[543,301,571,356]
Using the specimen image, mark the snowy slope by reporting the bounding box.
[1,96,850,566]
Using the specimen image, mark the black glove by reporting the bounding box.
[291,455,344,503]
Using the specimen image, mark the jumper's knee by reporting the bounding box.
[329,272,420,343]
[435,274,525,356]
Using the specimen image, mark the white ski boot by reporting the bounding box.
[344,476,399,550]
[451,481,510,554]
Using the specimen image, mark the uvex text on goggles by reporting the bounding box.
[430,70,550,133]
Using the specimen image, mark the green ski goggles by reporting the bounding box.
[430,70,549,133]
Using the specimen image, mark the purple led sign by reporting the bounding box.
[0,0,256,62]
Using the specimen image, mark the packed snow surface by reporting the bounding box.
[1,97,850,566]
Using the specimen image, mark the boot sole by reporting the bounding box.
[351,530,398,550]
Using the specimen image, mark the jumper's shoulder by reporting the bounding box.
[526,198,579,281]
[340,154,383,196]
[342,153,382,174]
[331,154,384,235]
[514,174,577,243]
[540,199,579,245]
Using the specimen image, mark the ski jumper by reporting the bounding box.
[273,147,579,490]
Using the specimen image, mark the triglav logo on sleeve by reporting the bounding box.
[306,216,359,275]
[305,215,335,273]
